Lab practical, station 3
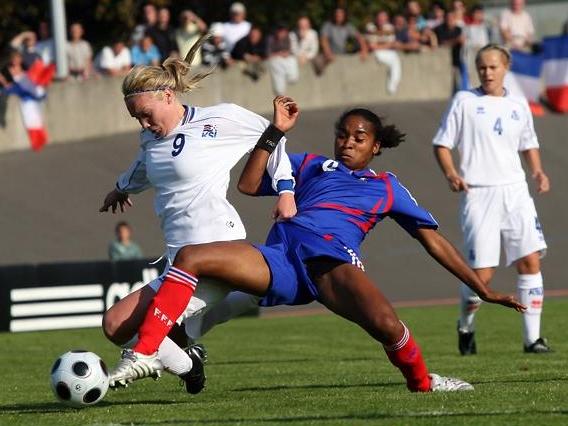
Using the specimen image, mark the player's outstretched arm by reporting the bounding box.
[99,189,133,214]
[415,227,526,312]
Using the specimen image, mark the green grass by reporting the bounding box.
[1,299,567,426]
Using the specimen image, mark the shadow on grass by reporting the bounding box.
[212,356,375,366]
[472,377,567,385]
[232,381,402,392]
[0,399,179,415]
[90,410,568,425]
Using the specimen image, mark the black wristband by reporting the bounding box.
[255,124,285,153]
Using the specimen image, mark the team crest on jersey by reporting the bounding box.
[476,106,485,114]
[322,159,339,172]
[511,110,520,120]
[202,124,218,138]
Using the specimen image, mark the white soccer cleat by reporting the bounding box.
[109,349,164,388]
[429,373,474,392]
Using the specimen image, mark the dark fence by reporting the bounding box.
[0,259,166,333]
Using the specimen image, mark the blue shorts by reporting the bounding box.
[254,222,363,307]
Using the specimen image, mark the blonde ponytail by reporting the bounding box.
[122,33,213,98]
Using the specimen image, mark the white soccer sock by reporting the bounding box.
[517,272,543,346]
[120,333,192,375]
[458,283,482,333]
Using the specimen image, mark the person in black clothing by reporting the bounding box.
[434,11,464,92]
[147,7,177,61]
[231,26,267,81]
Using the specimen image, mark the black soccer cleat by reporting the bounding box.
[524,337,552,354]
[180,344,207,394]
[458,323,477,355]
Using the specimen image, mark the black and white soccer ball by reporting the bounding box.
[50,350,109,408]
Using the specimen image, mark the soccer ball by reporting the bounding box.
[50,350,109,408]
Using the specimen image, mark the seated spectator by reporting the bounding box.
[36,21,55,65]
[96,41,132,76]
[393,14,421,52]
[426,2,446,29]
[290,15,319,66]
[108,221,143,262]
[175,10,207,63]
[202,23,233,69]
[315,7,368,75]
[131,34,161,66]
[406,1,428,31]
[434,11,464,92]
[131,3,158,45]
[365,11,401,94]
[147,7,177,61]
[10,31,42,69]
[223,2,252,53]
[408,16,437,49]
[499,0,534,52]
[267,24,299,95]
[67,22,93,80]
[231,26,267,81]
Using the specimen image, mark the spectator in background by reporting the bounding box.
[406,1,427,31]
[223,2,251,54]
[10,31,42,69]
[393,14,421,52]
[408,15,437,49]
[500,0,535,52]
[175,10,207,64]
[148,7,177,61]
[0,50,25,87]
[434,11,464,92]
[131,3,158,45]
[267,24,299,95]
[365,11,401,95]
[231,25,267,81]
[109,221,143,262]
[290,16,319,66]
[202,23,233,69]
[36,21,55,65]
[452,1,468,27]
[463,5,490,72]
[316,7,368,75]
[67,22,93,80]
[96,41,132,76]
[426,2,446,29]
[131,34,161,66]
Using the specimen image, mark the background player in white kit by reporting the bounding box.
[99,35,297,391]
[432,44,551,355]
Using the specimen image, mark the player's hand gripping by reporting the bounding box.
[479,289,526,313]
[272,96,299,132]
[272,192,297,222]
[99,189,133,214]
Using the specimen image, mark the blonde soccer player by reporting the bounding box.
[433,44,551,355]
[99,35,297,392]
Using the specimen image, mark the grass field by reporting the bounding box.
[1,299,567,426]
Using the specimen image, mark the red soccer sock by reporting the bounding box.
[133,267,198,355]
[383,323,431,392]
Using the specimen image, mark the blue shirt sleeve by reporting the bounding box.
[387,174,438,237]
[256,153,309,196]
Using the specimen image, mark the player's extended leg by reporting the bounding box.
[308,258,472,392]
[109,242,271,386]
[458,267,496,355]
[516,252,550,353]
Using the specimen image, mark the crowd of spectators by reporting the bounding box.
[1,1,560,96]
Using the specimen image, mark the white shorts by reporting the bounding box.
[460,182,547,268]
[147,246,231,324]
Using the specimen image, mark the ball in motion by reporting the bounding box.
[50,350,109,408]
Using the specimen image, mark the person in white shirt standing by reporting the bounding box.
[222,2,252,54]
[499,0,535,52]
[98,34,296,392]
[433,44,551,355]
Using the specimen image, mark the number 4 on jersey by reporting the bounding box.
[493,118,503,135]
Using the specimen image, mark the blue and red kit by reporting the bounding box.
[255,153,439,307]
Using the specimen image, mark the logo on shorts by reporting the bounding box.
[202,124,218,138]
[469,249,476,262]
[343,246,365,271]
[511,110,520,120]
[534,217,543,232]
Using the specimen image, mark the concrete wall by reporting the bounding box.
[0,49,452,153]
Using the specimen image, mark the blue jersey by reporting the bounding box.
[259,153,438,254]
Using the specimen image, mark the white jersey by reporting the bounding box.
[432,88,539,186]
[117,103,293,248]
